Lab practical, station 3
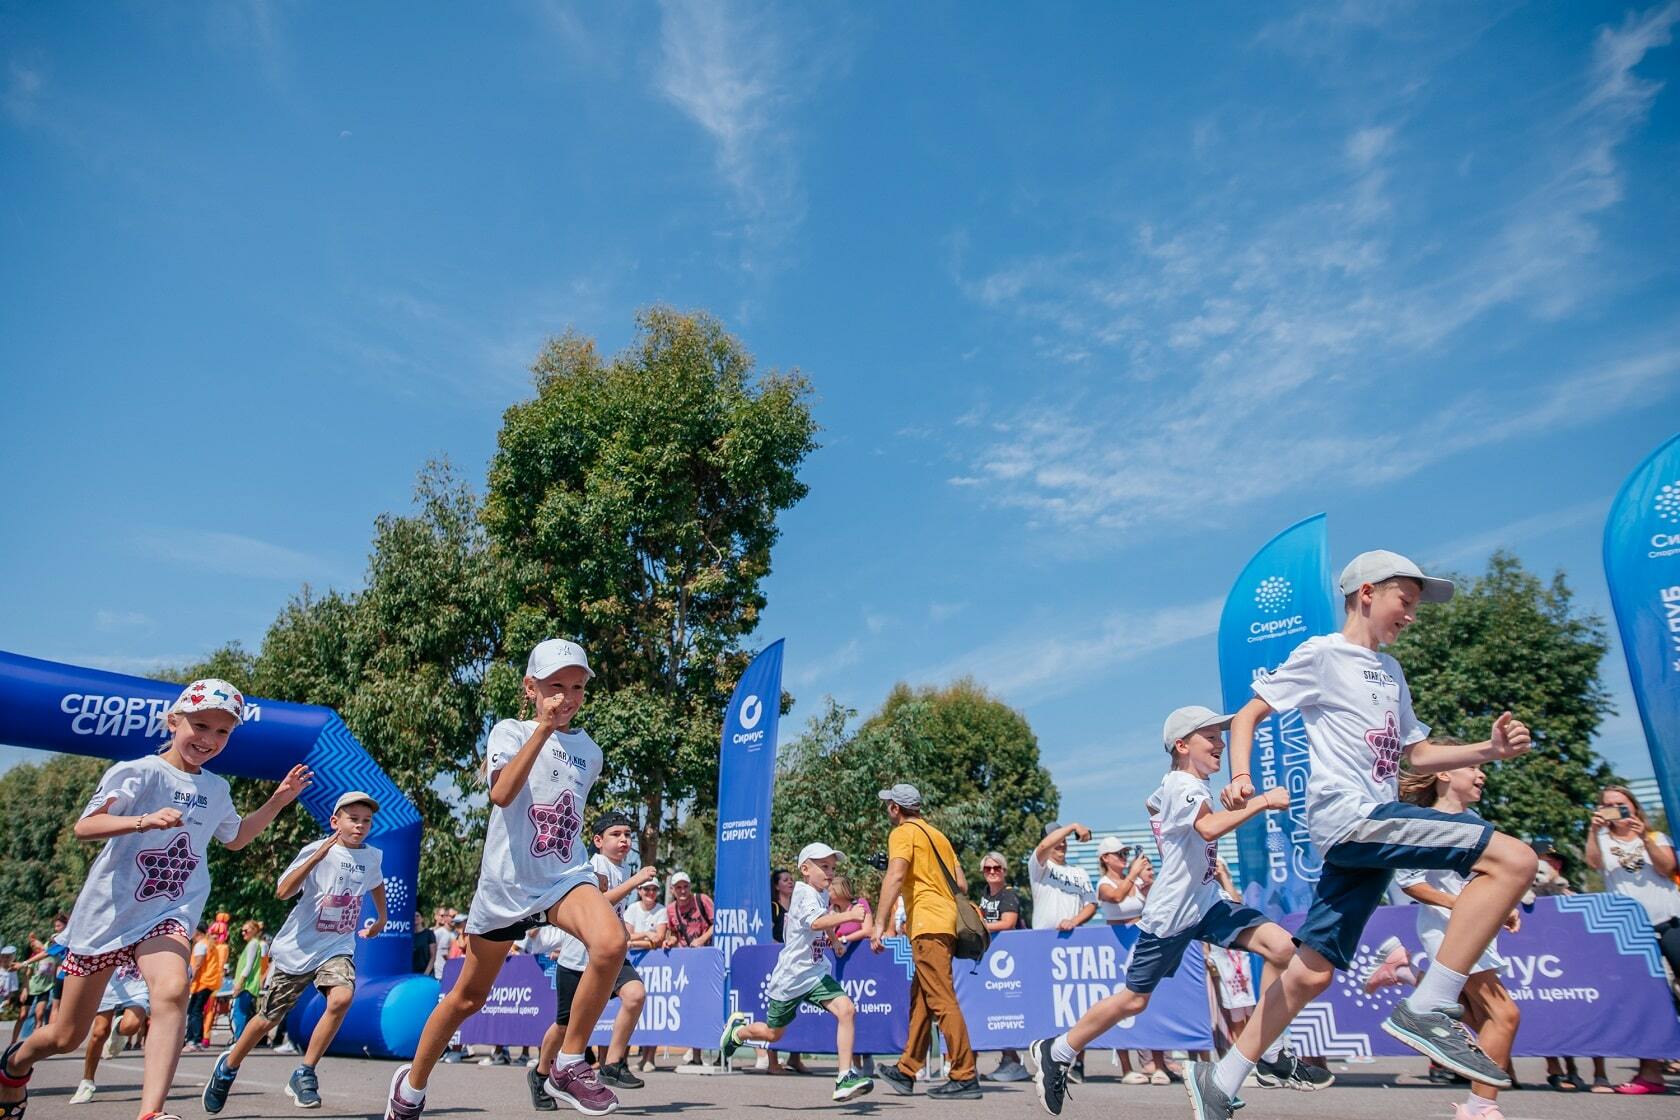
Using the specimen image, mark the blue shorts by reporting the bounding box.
[1124,899,1268,994]
[1294,801,1493,970]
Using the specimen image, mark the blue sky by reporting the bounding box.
[2,2,1678,830]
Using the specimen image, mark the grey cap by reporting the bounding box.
[1338,550,1454,604]
[877,783,923,809]
[1162,705,1235,751]
[0,946,13,956]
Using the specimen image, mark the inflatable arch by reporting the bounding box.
[0,650,438,1057]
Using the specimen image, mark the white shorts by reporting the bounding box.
[1417,913,1504,976]
[1205,944,1258,1011]
[97,971,151,1015]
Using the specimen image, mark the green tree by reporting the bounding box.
[1390,551,1619,868]
[0,753,107,940]
[484,308,818,861]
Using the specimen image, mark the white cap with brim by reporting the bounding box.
[877,783,922,809]
[668,871,692,886]
[332,790,380,815]
[1097,836,1126,856]
[170,679,246,724]
[1162,705,1235,751]
[796,842,841,867]
[0,946,14,956]
[526,638,595,681]
[1339,550,1454,604]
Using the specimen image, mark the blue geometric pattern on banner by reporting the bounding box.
[1553,894,1664,977]
[299,715,422,829]
[1285,1002,1372,1059]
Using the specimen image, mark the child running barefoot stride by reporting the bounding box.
[386,639,627,1119]
[1196,551,1537,1120]
[202,791,387,1113]
[719,843,874,1103]
[0,679,312,1120]
[1396,762,1522,1120]
[1030,706,1325,1117]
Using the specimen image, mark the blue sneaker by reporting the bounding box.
[286,1064,322,1109]
[202,1050,239,1114]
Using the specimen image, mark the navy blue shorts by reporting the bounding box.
[1124,899,1268,994]
[1294,801,1493,970]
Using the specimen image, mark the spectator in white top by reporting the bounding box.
[1029,824,1098,931]
[1096,839,1151,924]
[1583,784,1679,1095]
[623,880,668,949]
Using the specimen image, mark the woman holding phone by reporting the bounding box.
[1584,784,1679,1094]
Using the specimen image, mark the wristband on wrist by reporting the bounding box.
[1230,771,1250,780]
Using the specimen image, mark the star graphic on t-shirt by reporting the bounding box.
[135,832,199,903]
[528,789,580,861]
[1367,712,1402,782]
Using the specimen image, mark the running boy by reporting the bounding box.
[1030,706,1322,1117]
[0,678,312,1120]
[1197,551,1536,1120]
[202,790,387,1113]
[719,843,873,1103]
[386,639,628,1119]
[525,810,659,1110]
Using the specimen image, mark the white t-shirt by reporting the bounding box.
[1139,770,1222,937]
[1396,851,1506,973]
[98,961,151,1013]
[1027,852,1096,929]
[65,756,242,956]
[1252,634,1429,854]
[523,924,566,956]
[430,927,455,977]
[625,899,667,939]
[466,720,604,936]
[1597,830,1680,925]
[1098,873,1146,923]
[554,853,628,971]
[766,882,831,1001]
[268,838,384,975]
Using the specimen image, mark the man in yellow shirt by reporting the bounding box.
[870,783,978,1099]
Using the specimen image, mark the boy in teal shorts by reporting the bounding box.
[719,842,872,1102]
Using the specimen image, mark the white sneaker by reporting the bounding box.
[275,1041,300,1055]
[104,1029,127,1058]
[70,1079,97,1104]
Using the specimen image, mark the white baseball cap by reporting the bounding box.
[1162,705,1234,751]
[0,946,14,956]
[877,783,922,809]
[796,842,841,867]
[170,679,246,724]
[1096,836,1127,856]
[526,639,595,681]
[1338,550,1454,604]
[668,871,692,886]
[332,790,380,815]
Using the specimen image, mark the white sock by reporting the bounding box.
[1463,1092,1498,1115]
[1261,1037,1285,1063]
[557,1051,584,1068]
[1050,1035,1077,1066]
[1405,961,1468,1013]
[401,1075,425,1101]
[1214,1050,1255,1098]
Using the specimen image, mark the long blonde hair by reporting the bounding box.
[1600,784,1648,825]
[1397,737,1466,808]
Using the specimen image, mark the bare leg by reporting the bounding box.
[82,1009,116,1082]
[1233,945,1336,1067]
[550,888,628,1056]
[830,997,857,1073]
[1066,988,1150,1051]
[0,963,114,1110]
[224,1010,276,1070]
[302,985,354,1067]
[1434,835,1536,975]
[604,981,644,1066]
[535,1021,565,1076]
[134,933,193,1118]
[1460,972,1518,1103]
[408,935,515,1091]
[1228,924,1296,1062]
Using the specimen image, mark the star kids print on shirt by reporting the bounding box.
[64,755,242,956]
[465,719,604,936]
[268,838,385,975]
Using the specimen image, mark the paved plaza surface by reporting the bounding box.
[25,1047,1678,1120]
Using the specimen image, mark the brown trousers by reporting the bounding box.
[897,933,975,1081]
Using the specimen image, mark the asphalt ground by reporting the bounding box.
[25,1045,1678,1120]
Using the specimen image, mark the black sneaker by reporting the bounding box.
[1066,1058,1086,1085]
[598,1061,645,1089]
[527,1064,557,1111]
[1030,1038,1070,1116]
[878,1064,916,1095]
[929,1077,981,1099]
[1254,1048,1334,1091]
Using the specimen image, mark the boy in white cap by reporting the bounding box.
[204,791,386,1112]
[1190,551,1537,1120]
[1030,706,1313,1117]
[0,680,313,1120]
[719,843,873,1103]
[388,639,627,1119]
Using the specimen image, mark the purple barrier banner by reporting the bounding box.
[728,941,912,1054]
[954,926,1215,1052]
[587,948,727,1049]
[443,954,556,1047]
[1282,895,1680,1058]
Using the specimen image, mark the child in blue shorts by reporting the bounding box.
[1199,551,1536,1120]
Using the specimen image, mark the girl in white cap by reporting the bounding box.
[0,679,312,1120]
[386,639,626,1119]
[718,843,874,1103]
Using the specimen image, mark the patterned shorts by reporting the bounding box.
[63,919,189,977]
[257,954,357,1022]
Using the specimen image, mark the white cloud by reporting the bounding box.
[789,637,863,689]
[1423,498,1610,570]
[3,61,42,124]
[135,530,351,585]
[928,601,968,623]
[95,610,152,631]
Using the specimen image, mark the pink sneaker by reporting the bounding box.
[545,1060,619,1115]
[1363,938,1420,993]
[1453,1104,1503,1120]
[1613,1079,1668,1095]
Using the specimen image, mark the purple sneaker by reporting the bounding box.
[384,1064,426,1120]
[545,1060,619,1115]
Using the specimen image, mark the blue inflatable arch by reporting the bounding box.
[0,650,438,1057]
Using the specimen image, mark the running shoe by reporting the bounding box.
[878,1063,916,1095]
[985,1058,1031,1083]
[598,1061,644,1089]
[1454,1104,1504,1120]
[928,1077,980,1099]
[833,1069,874,1102]
[202,1050,239,1114]
[1363,937,1421,993]
[286,1064,322,1109]
[70,1078,97,1104]
[718,1011,751,1066]
[1030,1038,1070,1116]
[385,1065,426,1120]
[1382,1002,1510,1087]
[1253,1048,1334,1090]
[1183,1059,1239,1120]
[545,1059,619,1115]
[528,1063,557,1111]
[104,1028,127,1058]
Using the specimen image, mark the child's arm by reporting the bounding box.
[1220,697,1275,808]
[277,835,340,899]
[360,883,388,939]
[1400,881,1457,910]
[811,905,866,933]
[603,865,659,906]
[1405,712,1531,773]
[227,764,314,851]
[490,701,568,807]
[74,804,186,841]
[1195,786,1289,842]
